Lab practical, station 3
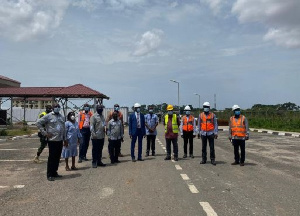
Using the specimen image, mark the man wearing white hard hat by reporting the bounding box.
[198,102,218,166]
[229,105,249,166]
[129,103,146,162]
[180,105,197,158]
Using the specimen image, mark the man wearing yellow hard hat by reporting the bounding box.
[164,104,181,161]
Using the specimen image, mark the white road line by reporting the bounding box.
[164,150,167,152]
[175,165,182,170]
[13,185,25,188]
[0,160,32,162]
[188,184,199,193]
[162,147,166,150]
[171,159,175,162]
[199,202,218,216]
[180,174,190,181]
[0,148,38,151]
[0,186,9,189]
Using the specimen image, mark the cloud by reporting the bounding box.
[232,0,300,48]
[133,29,164,56]
[0,0,69,41]
[200,0,222,15]
[71,0,103,11]
[105,0,146,10]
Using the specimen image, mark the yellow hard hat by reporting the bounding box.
[167,104,173,111]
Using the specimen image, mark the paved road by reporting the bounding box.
[0,124,299,216]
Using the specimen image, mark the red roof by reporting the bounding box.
[0,75,21,84]
[0,84,109,99]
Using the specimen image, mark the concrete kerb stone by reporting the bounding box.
[218,127,300,138]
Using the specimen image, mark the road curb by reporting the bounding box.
[218,128,300,138]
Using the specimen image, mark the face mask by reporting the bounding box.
[168,111,173,115]
[186,111,190,115]
[204,107,210,112]
[53,107,60,114]
[149,110,153,114]
[70,115,75,121]
[136,108,140,113]
[114,107,119,111]
[97,109,103,114]
[84,107,89,112]
[234,110,241,116]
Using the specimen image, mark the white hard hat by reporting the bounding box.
[184,105,191,111]
[203,102,210,107]
[232,104,240,111]
[134,103,141,108]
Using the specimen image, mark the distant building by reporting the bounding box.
[12,97,54,109]
[0,75,21,88]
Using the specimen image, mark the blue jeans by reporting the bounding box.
[131,128,143,159]
[79,127,91,159]
[91,139,104,164]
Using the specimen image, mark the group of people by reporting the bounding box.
[35,101,249,181]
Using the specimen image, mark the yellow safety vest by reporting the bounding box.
[38,111,47,119]
[164,114,179,133]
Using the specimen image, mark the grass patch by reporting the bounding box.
[1,127,38,137]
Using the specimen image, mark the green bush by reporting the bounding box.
[0,129,8,136]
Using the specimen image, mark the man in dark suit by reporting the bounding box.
[129,103,146,162]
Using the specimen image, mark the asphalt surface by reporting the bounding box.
[0,124,299,216]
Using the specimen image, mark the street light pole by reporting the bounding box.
[170,79,180,108]
[194,93,200,110]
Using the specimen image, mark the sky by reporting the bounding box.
[0,0,299,110]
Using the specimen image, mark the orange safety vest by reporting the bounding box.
[230,115,246,138]
[200,112,215,132]
[182,115,194,132]
[79,111,93,129]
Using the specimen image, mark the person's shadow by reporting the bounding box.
[55,173,82,180]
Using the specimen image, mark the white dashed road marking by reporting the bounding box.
[199,202,218,216]
[0,160,32,162]
[188,184,199,193]
[162,147,166,150]
[0,148,37,151]
[175,165,182,170]
[0,185,25,189]
[180,174,190,181]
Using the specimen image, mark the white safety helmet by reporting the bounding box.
[203,102,210,107]
[232,104,240,111]
[184,105,191,111]
[134,103,141,108]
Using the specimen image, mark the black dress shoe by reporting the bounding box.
[174,157,178,161]
[54,174,62,178]
[190,155,194,158]
[97,162,106,167]
[115,160,121,163]
[137,158,144,161]
[78,158,82,163]
[240,162,245,166]
[211,160,216,166]
[152,152,155,156]
[145,152,149,157]
[92,163,97,168]
[47,177,55,181]
[132,159,136,162]
[84,158,89,161]
[183,154,187,158]
[231,162,239,165]
[200,160,206,164]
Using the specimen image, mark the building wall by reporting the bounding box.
[12,99,53,109]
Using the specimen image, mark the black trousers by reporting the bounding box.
[79,127,91,159]
[108,139,121,163]
[183,131,194,155]
[47,141,63,178]
[146,135,156,153]
[201,135,215,161]
[232,139,245,163]
[92,139,104,164]
[166,138,178,157]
